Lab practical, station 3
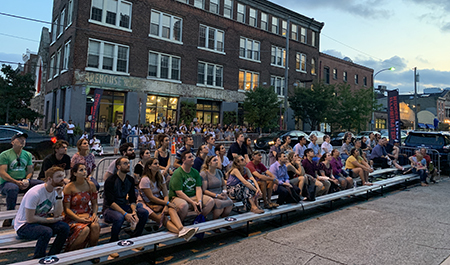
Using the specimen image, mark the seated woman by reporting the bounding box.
[227,156,264,214]
[409,151,428,187]
[193,144,209,172]
[200,156,233,233]
[63,163,100,252]
[321,135,333,155]
[134,148,152,183]
[286,152,306,195]
[215,143,231,175]
[138,158,198,240]
[281,135,293,153]
[345,148,374,186]
[154,134,174,180]
[340,134,352,162]
[330,149,353,190]
[89,136,103,156]
[318,153,340,193]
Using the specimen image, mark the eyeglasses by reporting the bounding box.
[239,158,245,162]
[16,157,21,167]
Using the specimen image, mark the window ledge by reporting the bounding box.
[89,19,132,32]
[296,69,307,73]
[271,64,286,69]
[65,22,72,30]
[147,77,182,84]
[85,68,130,76]
[239,57,261,63]
[61,69,68,74]
[50,41,55,46]
[197,47,226,55]
[148,34,183,45]
[196,83,224,90]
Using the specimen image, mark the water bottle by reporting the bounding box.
[353,179,357,190]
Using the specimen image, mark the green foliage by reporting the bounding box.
[243,86,280,130]
[0,64,42,124]
[73,124,83,136]
[179,101,197,124]
[288,82,336,130]
[223,111,237,125]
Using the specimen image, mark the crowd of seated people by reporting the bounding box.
[0,128,436,262]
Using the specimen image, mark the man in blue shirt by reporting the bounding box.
[269,153,301,205]
[369,137,389,168]
[293,136,307,159]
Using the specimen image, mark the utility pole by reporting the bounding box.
[414,67,418,130]
[283,17,290,130]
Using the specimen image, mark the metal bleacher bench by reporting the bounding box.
[7,168,421,265]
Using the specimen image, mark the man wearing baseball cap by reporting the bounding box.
[0,132,43,227]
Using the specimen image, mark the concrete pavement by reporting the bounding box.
[170,178,450,265]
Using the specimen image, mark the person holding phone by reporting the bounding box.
[169,150,214,222]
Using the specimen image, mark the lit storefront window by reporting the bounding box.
[85,89,125,133]
[146,95,178,124]
[196,100,220,124]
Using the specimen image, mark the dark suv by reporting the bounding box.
[403,131,450,172]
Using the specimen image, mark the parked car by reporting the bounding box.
[403,131,450,172]
[356,131,380,140]
[254,130,309,151]
[309,131,326,145]
[330,132,355,147]
[0,126,56,160]
[380,129,407,141]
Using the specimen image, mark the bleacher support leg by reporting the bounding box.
[151,243,159,265]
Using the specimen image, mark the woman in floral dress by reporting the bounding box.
[63,163,100,251]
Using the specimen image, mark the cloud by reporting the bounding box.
[406,0,450,12]
[0,52,23,65]
[321,49,345,59]
[441,22,450,32]
[405,0,450,33]
[415,56,429,64]
[274,0,393,19]
[356,55,408,72]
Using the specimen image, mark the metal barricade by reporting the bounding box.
[399,146,441,178]
[257,150,269,167]
[93,156,138,184]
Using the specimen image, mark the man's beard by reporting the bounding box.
[52,179,65,187]
[120,167,130,174]
[127,153,136,160]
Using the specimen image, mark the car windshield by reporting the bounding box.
[268,131,286,137]
[408,134,444,146]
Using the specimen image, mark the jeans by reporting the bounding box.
[67,133,76,146]
[0,180,44,210]
[274,184,300,205]
[103,203,148,242]
[413,168,427,183]
[17,221,70,259]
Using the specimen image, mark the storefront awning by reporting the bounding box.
[418,123,426,128]
[426,124,435,129]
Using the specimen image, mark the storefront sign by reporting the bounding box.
[387,90,401,144]
[75,71,143,90]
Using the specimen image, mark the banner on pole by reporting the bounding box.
[387,90,401,144]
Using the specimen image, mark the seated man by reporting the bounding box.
[103,143,136,181]
[307,135,321,163]
[302,148,330,196]
[174,136,195,168]
[269,152,301,205]
[246,151,278,209]
[38,140,71,182]
[369,137,390,168]
[0,132,44,227]
[103,157,149,259]
[420,147,437,183]
[14,166,70,259]
[169,150,214,223]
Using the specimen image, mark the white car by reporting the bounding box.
[309,131,327,145]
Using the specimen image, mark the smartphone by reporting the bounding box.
[196,204,202,212]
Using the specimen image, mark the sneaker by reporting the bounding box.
[2,219,12,227]
[263,203,272,209]
[107,253,119,260]
[132,247,144,252]
[269,202,279,208]
[184,227,199,242]
[178,227,190,238]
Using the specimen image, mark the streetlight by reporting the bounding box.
[372,67,395,130]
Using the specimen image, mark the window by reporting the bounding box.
[148,51,181,81]
[210,0,219,14]
[49,55,55,79]
[363,76,367,86]
[239,70,259,91]
[59,9,65,36]
[237,3,245,23]
[333,68,337,79]
[343,71,347,82]
[355,74,359,84]
[197,62,223,87]
[90,0,132,30]
[63,41,71,71]
[271,46,285,67]
[271,76,285,97]
[300,27,306,43]
[239,37,260,61]
[311,31,316,47]
[224,0,233,19]
[198,25,224,52]
[150,10,182,43]
[271,16,278,34]
[376,119,386,129]
[194,0,204,9]
[66,0,74,28]
[87,39,129,73]
[52,17,58,43]
[291,24,298,40]
[196,100,220,124]
[249,8,257,27]
[311,58,316,75]
[146,95,178,124]
[260,12,268,30]
[296,53,306,72]
[281,20,287,36]
[177,0,188,3]
[55,48,62,77]
[324,67,330,84]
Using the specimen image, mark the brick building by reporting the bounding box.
[41,0,324,133]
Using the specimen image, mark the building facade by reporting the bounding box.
[43,0,324,133]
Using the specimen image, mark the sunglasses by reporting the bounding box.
[16,157,21,167]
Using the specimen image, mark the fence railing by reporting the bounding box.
[399,146,441,178]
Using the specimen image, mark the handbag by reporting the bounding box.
[302,174,316,201]
[193,214,206,239]
[286,186,301,203]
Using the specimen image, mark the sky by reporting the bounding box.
[1,0,450,95]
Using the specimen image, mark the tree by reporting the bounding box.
[288,81,336,130]
[0,64,42,125]
[332,83,375,132]
[243,86,280,133]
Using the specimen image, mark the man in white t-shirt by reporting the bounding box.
[67,120,76,147]
[14,166,69,259]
